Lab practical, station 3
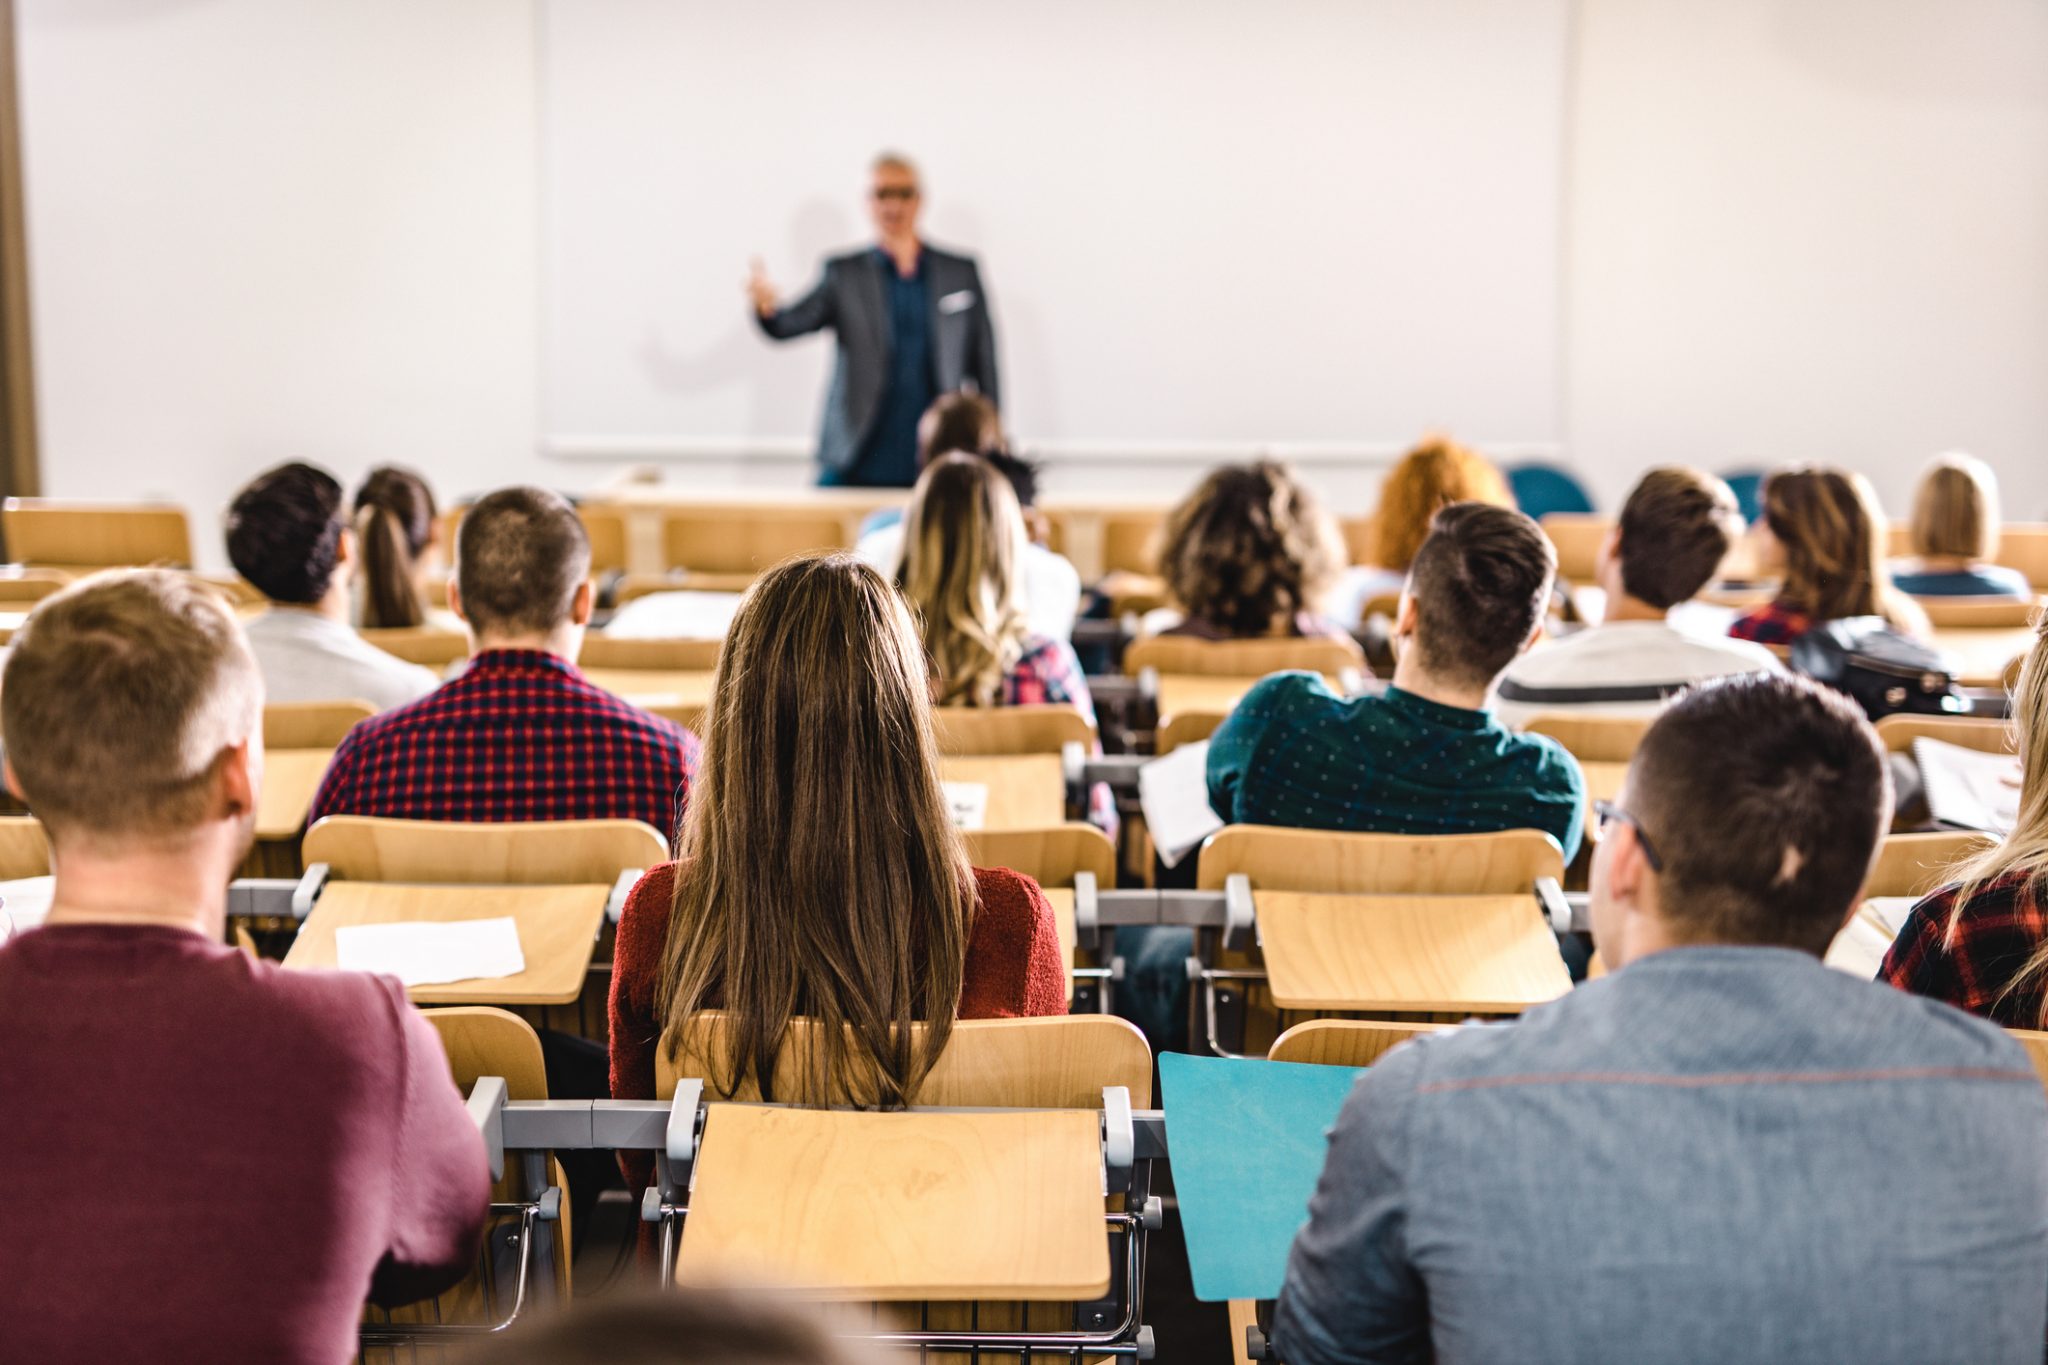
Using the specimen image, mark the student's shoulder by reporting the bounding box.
[236,952,418,1056]
[1830,962,2040,1073]
[1238,669,1342,713]
[970,864,1050,918]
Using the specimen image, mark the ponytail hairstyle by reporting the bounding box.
[352,465,439,629]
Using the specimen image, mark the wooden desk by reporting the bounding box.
[256,749,335,841]
[1933,627,2035,689]
[582,668,717,709]
[677,1104,1111,1300]
[283,881,609,1005]
[1256,891,1572,1013]
[1156,675,1257,721]
[1579,760,1628,805]
[940,755,1067,831]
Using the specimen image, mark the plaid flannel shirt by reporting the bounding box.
[1879,871,2048,1029]
[308,648,700,838]
[1728,599,1814,647]
[996,635,1115,834]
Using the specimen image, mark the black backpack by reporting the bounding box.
[1790,616,1964,720]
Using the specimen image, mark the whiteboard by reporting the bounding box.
[542,0,1567,456]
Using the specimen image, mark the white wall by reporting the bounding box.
[1565,0,2048,521]
[15,0,2048,560]
[16,0,542,570]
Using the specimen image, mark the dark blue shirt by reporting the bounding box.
[838,248,935,488]
[1891,564,2032,599]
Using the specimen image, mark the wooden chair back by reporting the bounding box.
[1523,712,1654,764]
[1340,516,1376,567]
[1043,509,1165,579]
[1915,596,2041,630]
[2006,1028,2048,1093]
[577,505,630,577]
[360,625,469,668]
[931,704,1095,756]
[1268,1019,1447,1067]
[423,1006,550,1101]
[577,634,722,672]
[302,816,667,884]
[962,824,1116,888]
[0,571,66,604]
[1,498,193,569]
[0,815,49,879]
[1873,713,2014,756]
[1996,524,2048,590]
[642,700,706,734]
[1538,513,1610,583]
[658,1012,1154,1108]
[1863,831,1996,902]
[263,700,374,751]
[1157,710,1229,755]
[1197,825,1564,894]
[663,510,847,576]
[1123,634,1365,680]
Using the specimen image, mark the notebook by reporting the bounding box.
[1139,740,1224,870]
[1914,737,2022,835]
[1159,1051,1364,1302]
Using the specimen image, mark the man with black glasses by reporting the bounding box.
[1272,673,2048,1365]
[748,153,1000,487]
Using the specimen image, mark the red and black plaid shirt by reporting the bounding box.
[308,649,700,838]
[1728,599,1814,647]
[1879,870,2048,1028]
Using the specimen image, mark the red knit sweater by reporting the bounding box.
[607,861,1069,1106]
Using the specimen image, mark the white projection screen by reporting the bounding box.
[542,0,1568,463]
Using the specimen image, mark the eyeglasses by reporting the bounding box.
[871,186,918,202]
[1594,799,1663,872]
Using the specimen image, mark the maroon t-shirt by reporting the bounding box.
[0,924,490,1365]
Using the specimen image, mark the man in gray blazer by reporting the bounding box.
[1273,673,2048,1365]
[749,154,999,487]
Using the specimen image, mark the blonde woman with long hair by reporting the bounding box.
[1730,465,1930,647]
[1880,611,2048,1024]
[899,452,1098,716]
[607,555,1066,1156]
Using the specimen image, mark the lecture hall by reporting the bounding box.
[2,3,2047,1363]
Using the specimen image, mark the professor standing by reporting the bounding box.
[748,153,1001,488]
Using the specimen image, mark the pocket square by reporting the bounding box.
[938,289,977,314]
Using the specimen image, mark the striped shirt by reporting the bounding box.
[1206,674,1585,860]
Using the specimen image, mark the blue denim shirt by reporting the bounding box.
[1273,946,2048,1365]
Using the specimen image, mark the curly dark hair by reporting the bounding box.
[1156,460,1342,637]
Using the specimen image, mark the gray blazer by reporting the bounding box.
[1273,946,2048,1365]
[755,244,999,475]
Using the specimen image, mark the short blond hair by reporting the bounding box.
[1910,451,2001,562]
[2,570,260,839]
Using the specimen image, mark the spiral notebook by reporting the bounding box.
[1914,737,2021,836]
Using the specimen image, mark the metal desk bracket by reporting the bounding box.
[466,1076,508,1183]
[1074,870,1102,951]
[1223,874,1256,952]
[1535,876,1571,936]
[290,863,330,921]
[1102,1085,1134,1195]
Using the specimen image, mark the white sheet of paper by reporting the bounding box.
[602,590,746,640]
[1141,740,1225,870]
[942,781,990,831]
[0,875,56,938]
[1915,737,2022,835]
[334,916,526,988]
[1865,896,1920,939]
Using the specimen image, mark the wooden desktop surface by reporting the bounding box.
[282,881,609,1005]
[582,668,717,708]
[1932,627,2034,689]
[256,749,336,841]
[939,754,1067,831]
[1042,887,1078,1002]
[1257,891,1573,1013]
[677,1104,1111,1300]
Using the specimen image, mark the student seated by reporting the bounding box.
[1328,434,1515,629]
[1880,615,2047,1022]
[1151,459,1352,642]
[310,486,700,831]
[354,463,463,629]
[855,392,1081,640]
[1494,467,1779,727]
[608,554,1065,1143]
[1892,451,2032,599]
[1730,464,1929,646]
[225,461,439,711]
[1273,674,2048,1365]
[0,571,488,1363]
[1208,502,1584,861]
